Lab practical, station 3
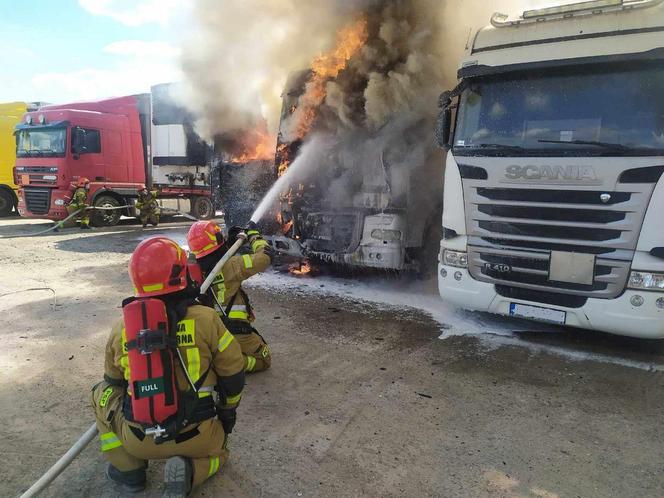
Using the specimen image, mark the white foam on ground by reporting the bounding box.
[247,271,515,337]
[248,271,664,372]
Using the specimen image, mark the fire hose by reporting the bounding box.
[2,205,202,239]
[19,231,248,498]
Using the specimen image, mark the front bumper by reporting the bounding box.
[17,187,69,220]
[438,265,664,339]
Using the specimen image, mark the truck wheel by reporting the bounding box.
[91,195,122,227]
[416,221,443,278]
[0,189,16,217]
[191,196,214,220]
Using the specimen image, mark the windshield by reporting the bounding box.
[16,128,67,157]
[453,64,664,156]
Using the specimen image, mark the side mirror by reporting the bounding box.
[72,126,87,159]
[436,91,453,150]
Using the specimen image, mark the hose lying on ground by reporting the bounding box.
[18,231,247,497]
[0,287,57,309]
[19,424,99,498]
[0,205,130,239]
[0,205,203,239]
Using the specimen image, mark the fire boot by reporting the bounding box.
[106,464,147,493]
[163,456,193,498]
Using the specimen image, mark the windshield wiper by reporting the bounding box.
[27,149,44,157]
[464,143,526,151]
[538,139,631,151]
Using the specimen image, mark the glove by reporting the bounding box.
[217,406,237,434]
[244,220,259,232]
[244,221,261,243]
[197,292,214,308]
[263,243,274,259]
[227,225,243,245]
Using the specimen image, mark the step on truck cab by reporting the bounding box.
[437,0,664,338]
[14,83,213,226]
[0,102,38,216]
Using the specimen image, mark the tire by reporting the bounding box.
[416,221,443,279]
[0,189,16,217]
[190,196,214,220]
[91,195,122,227]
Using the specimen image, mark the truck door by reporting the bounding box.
[71,126,104,181]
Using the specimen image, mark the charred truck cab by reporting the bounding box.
[275,71,442,272]
[14,84,213,226]
[437,0,664,338]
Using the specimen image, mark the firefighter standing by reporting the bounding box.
[91,237,245,496]
[187,220,273,373]
[61,177,91,229]
[136,184,160,227]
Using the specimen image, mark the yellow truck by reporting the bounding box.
[0,102,36,216]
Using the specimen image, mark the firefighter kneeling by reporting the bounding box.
[187,220,272,373]
[136,184,160,228]
[91,236,245,496]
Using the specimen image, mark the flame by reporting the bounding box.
[227,127,276,164]
[282,219,294,234]
[275,17,367,230]
[276,142,291,177]
[292,16,368,141]
[289,260,312,275]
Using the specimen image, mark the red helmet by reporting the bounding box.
[77,177,90,187]
[137,184,147,191]
[129,237,188,297]
[187,221,224,259]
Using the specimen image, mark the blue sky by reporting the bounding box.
[0,0,189,103]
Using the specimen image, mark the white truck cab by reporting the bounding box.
[437,0,664,338]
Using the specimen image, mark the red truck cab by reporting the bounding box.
[15,87,212,225]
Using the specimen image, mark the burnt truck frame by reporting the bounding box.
[271,71,443,273]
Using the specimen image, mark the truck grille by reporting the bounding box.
[24,188,51,215]
[463,183,655,299]
[304,212,361,253]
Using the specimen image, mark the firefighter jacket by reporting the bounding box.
[136,190,159,212]
[69,187,88,208]
[210,239,271,322]
[104,304,245,410]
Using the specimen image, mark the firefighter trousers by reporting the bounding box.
[139,211,160,226]
[91,382,229,488]
[66,204,89,227]
[234,330,271,373]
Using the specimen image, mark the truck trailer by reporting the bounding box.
[0,102,38,216]
[437,0,664,338]
[14,83,213,226]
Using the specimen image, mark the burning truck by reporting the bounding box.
[270,11,445,273]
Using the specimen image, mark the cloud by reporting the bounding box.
[78,0,189,27]
[30,40,181,103]
[104,40,180,58]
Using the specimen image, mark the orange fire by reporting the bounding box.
[289,260,312,275]
[276,142,291,177]
[275,17,368,232]
[227,127,276,164]
[293,16,368,141]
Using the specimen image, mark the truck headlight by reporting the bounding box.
[443,250,468,268]
[55,199,65,206]
[628,271,664,291]
[370,229,401,241]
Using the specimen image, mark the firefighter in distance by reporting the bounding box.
[136,184,160,227]
[91,236,245,496]
[187,220,273,373]
[59,177,91,229]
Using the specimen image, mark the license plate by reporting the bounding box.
[509,303,566,325]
